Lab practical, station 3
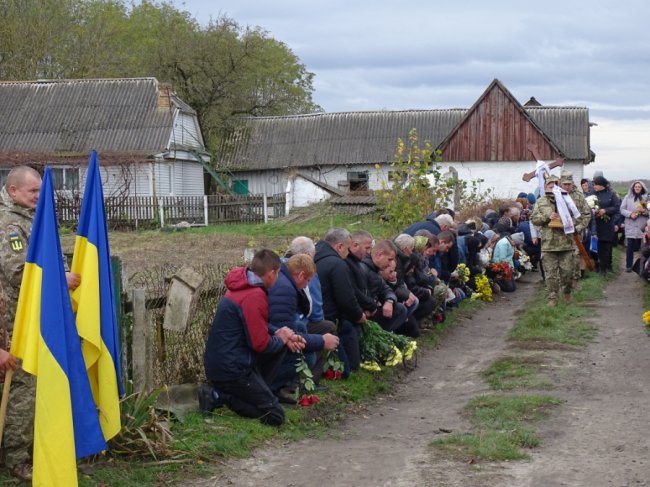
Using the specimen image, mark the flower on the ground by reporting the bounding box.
[360,320,416,367]
[643,310,650,326]
[473,274,493,302]
[385,346,403,367]
[322,351,344,380]
[489,261,513,281]
[360,361,382,372]
[404,340,417,361]
[298,394,320,407]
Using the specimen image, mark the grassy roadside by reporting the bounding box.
[431,259,615,462]
[68,305,474,487]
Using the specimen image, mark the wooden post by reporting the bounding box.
[203,195,209,226]
[158,199,165,229]
[263,194,269,224]
[132,288,152,392]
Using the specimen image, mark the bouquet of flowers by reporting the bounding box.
[586,194,609,221]
[296,354,319,406]
[322,351,345,380]
[585,194,599,210]
[470,274,492,302]
[488,261,513,281]
[360,320,417,371]
[455,263,471,283]
[518,253,533,271]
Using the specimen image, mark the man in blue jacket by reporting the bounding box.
[200,249,305,425]
[267,254,339,396]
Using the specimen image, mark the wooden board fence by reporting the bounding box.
[55,193,286,228]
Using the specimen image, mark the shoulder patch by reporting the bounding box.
[8,232,25,253]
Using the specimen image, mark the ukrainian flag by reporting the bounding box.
[71,150,124,441]
[10,167,107,486]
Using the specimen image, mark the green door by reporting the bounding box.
[233,179,249,195]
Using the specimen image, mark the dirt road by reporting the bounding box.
[189,269,650,487]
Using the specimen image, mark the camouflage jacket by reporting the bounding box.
[530,193,578,252]
[569,188,592,235]
[0,187,34,331]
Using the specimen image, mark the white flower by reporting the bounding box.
[585,195,599,209]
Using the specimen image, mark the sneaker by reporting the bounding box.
[626,267,633,273]
[11,463,33,481]
[198,384,223,413]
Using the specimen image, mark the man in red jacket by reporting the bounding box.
[200,249,304,425]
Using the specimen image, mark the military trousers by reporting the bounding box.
[542,250,575,302]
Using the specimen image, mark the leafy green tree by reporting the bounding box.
[0,0,320,156]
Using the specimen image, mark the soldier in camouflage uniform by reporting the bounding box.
[0,167,81,481]
[560,171,592,290]
[0,166,41,481]
[530,175,584,307]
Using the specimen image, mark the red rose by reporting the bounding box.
[299,394,311,407]
[309,395,319,404]
[334,371,342,380]
[324,369,335,380]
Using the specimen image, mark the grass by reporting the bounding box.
[507,271,603,348]
[431,252,616,466]
[188,211,393,240]
[431,394,562,461]
[63,365,400,486]
[481,356,553,391]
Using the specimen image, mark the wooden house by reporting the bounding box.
[0,77,209,198]
[218,79,594,210]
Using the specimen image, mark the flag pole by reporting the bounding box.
[0,368,14,447]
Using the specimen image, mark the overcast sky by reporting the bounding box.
[174,0,650,181]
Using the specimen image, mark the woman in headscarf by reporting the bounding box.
[619,180,649,272]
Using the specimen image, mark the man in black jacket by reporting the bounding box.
[345,230,378,318]
[360,240,416,337]
[314,228,366,372]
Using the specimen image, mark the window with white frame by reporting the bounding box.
[51,167,80,191]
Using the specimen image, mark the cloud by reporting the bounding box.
[175,0,650,181]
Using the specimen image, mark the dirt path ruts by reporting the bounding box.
[500,268,650,486]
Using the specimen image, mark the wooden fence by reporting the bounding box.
[56,193,286,228]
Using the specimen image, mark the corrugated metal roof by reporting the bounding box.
[218,109,466,170]
[0,77,200,163]
[219,98,591,170]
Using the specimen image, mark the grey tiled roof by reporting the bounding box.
[218,106,591,170]
[0,77,195,160]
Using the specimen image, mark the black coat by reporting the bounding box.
[360,256,397,305]
[345,253,378,312]
[594,188,621,242]
[314,240,364,323]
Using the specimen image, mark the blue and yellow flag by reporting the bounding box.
[71,150,123,441]
[10,167,107,487]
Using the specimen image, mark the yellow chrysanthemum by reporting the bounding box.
[404,340,417,361]
[361,361,382,372]
[643,310,650,326]
[385,346,403,367]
